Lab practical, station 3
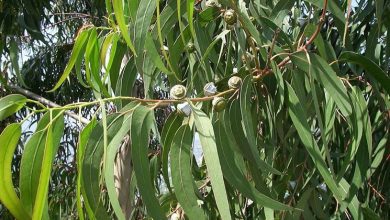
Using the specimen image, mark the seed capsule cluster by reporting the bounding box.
[171,76,242,114]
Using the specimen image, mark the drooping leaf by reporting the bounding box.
[77,118,98,220]
[102,102,139,220]
[32,116,58,220]
[104,113,133,220]
[83,114,124,219]
[19,110,64,216]
[0,123,30,220]
[170,124,206,219]
[49,30,90,92]
[161,112,184,191]
[189,102,232,220]
[287,83,344,201]
[240,75,282,175]
[214,119,294,211]
[290,52,352,116]
[130,105,165,219]
[133,0,156,57]
[112,0,136,55]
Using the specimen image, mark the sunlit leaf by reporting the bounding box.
[0,123,30,220]
[49,30,90,92]
[20,111,64,216]
[0,94,27,121]
[112,0,137,55]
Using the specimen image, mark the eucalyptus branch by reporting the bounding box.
[8,84,236,123]
[8,85,90,124]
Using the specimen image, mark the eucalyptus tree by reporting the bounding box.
[1,0,389,219]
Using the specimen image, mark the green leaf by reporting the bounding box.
[20,110,64,216]
[108,39,127,91]
[83,114,124,219]
[337,87,364,180]
[77,118,98,220]
[287,83,344,201]
[104,113,133,220]
[161,113,184,191]
[130,106,165,219]
[85,29,110,97]
[214,119,294,211]
[0,123,31,220]
[339,51,390,94]
[115,57,138,107]
[170,124,206,219]
[290,52,353,116]
[49,30,90,92]
[134,0,156,57]
[228,99,267,173]
[112,0,137,55]
[32,116,57,220]
[338,178,364,220]
[240,76,282,175]
[100,32,116,71]
[9,39,28,88]
[189,102,232,220]
[0,94,27,121]
[144,33,171,75]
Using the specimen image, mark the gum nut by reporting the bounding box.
[228,76,242,89]
[224,9,237,25]
[177,102,191,116]
[203,82,217,96]
[212,97,227,112]
[170,85,187,100]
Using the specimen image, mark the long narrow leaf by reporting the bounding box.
[189,102,232,220]
[130,106,165,219]
[0,123,30,220]
[171,124,206,219]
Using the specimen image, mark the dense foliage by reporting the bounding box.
[0,0,389,219]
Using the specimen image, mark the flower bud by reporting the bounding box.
[212,97,227,112]
[203,82,217,96]
[170,85,187,100]
[186,42,195,53]
[205,0,220,8]
[177,102,191,116]
[224,9,237,25]
[228,76,242,89]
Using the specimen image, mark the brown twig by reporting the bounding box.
[300,0,328,49]
[265,29,281,70]
[368,182,386,202]
[254,0,329,80]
